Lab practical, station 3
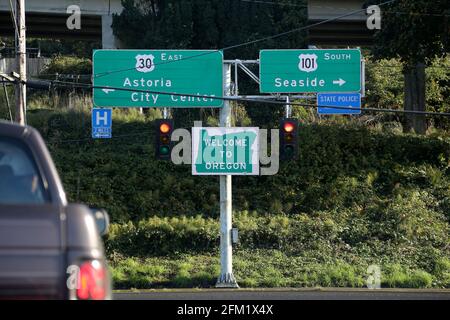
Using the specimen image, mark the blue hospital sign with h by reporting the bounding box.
[92,108,112,139]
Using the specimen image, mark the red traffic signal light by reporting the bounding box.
[156,119,174,160]
[280,118,298,161]
[283,121,295,133]
[159,122,171,134]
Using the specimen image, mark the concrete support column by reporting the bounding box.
[101,14,120,49]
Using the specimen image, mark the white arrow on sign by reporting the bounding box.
[332,78,346,86]
[102,88,116,94]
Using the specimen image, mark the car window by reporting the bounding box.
[0,137,49,204]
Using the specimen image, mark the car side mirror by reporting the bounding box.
[89,208,110,236]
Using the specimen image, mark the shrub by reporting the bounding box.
[41,55,92,75]
[25,109,450,223]
[433,258,450,287]
[106,209,449,263]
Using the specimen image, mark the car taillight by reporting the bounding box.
[76,260,106,300]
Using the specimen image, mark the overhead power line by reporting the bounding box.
[8,0,19,37]
[28,79,450,118]
[32,62,450,82]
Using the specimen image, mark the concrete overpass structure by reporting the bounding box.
[308,0,373,46]
[0,0,123,49]
[0,0,370,51]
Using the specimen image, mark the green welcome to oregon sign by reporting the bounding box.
[192,127,259,175]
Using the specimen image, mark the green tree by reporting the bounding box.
[368,0,450,134]
[364,56,450,130]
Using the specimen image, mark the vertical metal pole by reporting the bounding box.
[15,0,26,125]
[285,95,291,118]
[361,58,366,98]
[216,63,238,288]
[163,107,168,119]
[234,61,239,97]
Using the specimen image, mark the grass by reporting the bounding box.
[382,264,433,288]
[109,250,449,289]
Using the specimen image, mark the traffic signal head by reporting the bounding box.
[159,122,171,134]
[156,119,174,160]
[280,118,298,161]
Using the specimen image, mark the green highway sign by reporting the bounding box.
[259,49,361,93]
[192,127,259,175]
[92,50,223,108]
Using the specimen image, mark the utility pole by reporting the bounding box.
[15,0,26,125]
[216,63,238,288]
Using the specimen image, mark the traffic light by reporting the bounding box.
[155,119,174,160]
[279,118,299,160]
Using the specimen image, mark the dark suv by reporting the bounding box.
[0,121,111,300]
